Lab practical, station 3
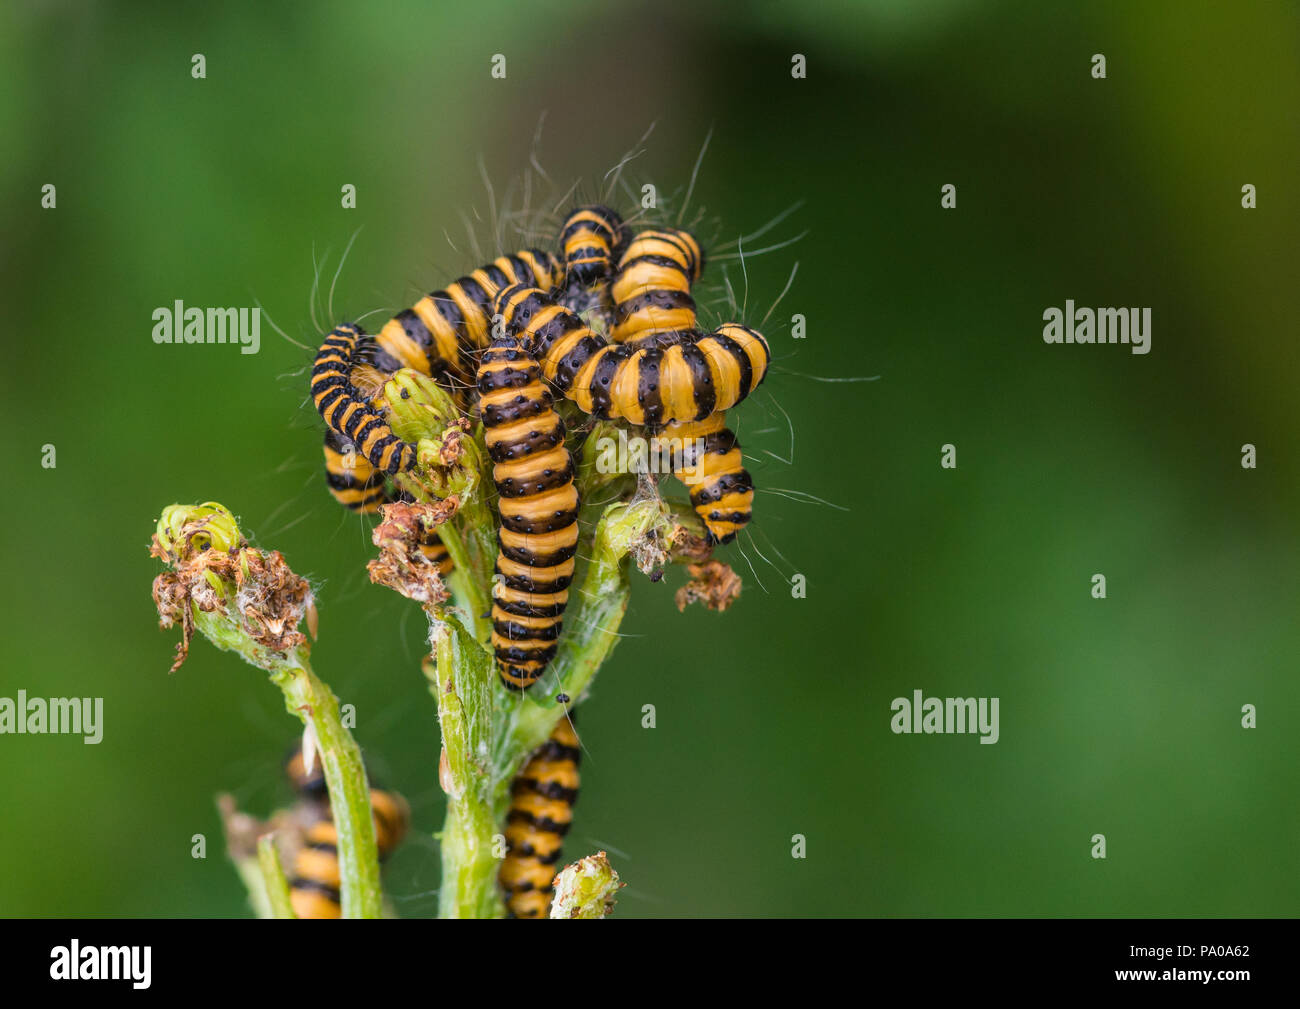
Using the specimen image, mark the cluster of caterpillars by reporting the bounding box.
[308,204,771,918]
[310,204,770,694]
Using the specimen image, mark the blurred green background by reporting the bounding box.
[1,0,1296,918]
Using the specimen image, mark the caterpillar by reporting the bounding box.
[284,743,410,920]
[477,335,580,691]
[312,251,566,570]
[368,249,565,393]
[312,324,417,476]
[664,410,754,544]
[559,205,628,289]
[499,717,581,918]
[609,227,705,345]
[311,251,564,473]
[494,284,771,427]
[322,428,453,574]
[322,427,388,513]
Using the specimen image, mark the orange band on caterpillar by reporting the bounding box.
[499,718,580,917]
[610,227,704,345]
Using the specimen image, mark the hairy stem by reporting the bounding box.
[438,523,494,644]
[425,615,503,919]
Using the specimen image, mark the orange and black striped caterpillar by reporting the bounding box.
[559,204,629,290]
[499,717,581,918]
[310,206,769,545]
[604,229,757,542]
[312,249,566,476]
[368,248,565,396]
[322,426,453,574]
[493,281,766,542]
[312,250,567,573]
[477,337,580,690]
[609,226,704,345]
[284,743,410,919]
[493,284,770,428]
[312,323,416,477]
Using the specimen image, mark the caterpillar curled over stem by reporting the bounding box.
[322,424,453,574]
[369,249,565,394]
[311,250,566,473]
[312,324,417,475]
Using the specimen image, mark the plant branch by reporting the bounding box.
[424,616,502,919]
[258,834,296,919]
[268,649,382,918]
[151,502,383,919]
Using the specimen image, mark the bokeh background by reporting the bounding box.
[1,0,1296,917]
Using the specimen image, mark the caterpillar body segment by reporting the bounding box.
[494,284,770,426]
[499,717,581,918]
[289,816,347,919]
[321,428,453,574]
[476,336,580,690]
[609,227,705,346]
[368,787,410,857]
[312,324,417,475]
[312,253,564,566]
[559,205,629,289]
[374,249,565,391]
[665,411,754,544]
[322,428,388,513]
[694,321,771,410]
[313,250,563,449]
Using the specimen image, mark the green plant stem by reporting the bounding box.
[380,395,669,918]
[427,614,502,919]
[195,598,384,920]
[258,835,295,919]
[266,649,383,919]
[231,853,273,919]
[423,502,656,917]
[438,523,494,644]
